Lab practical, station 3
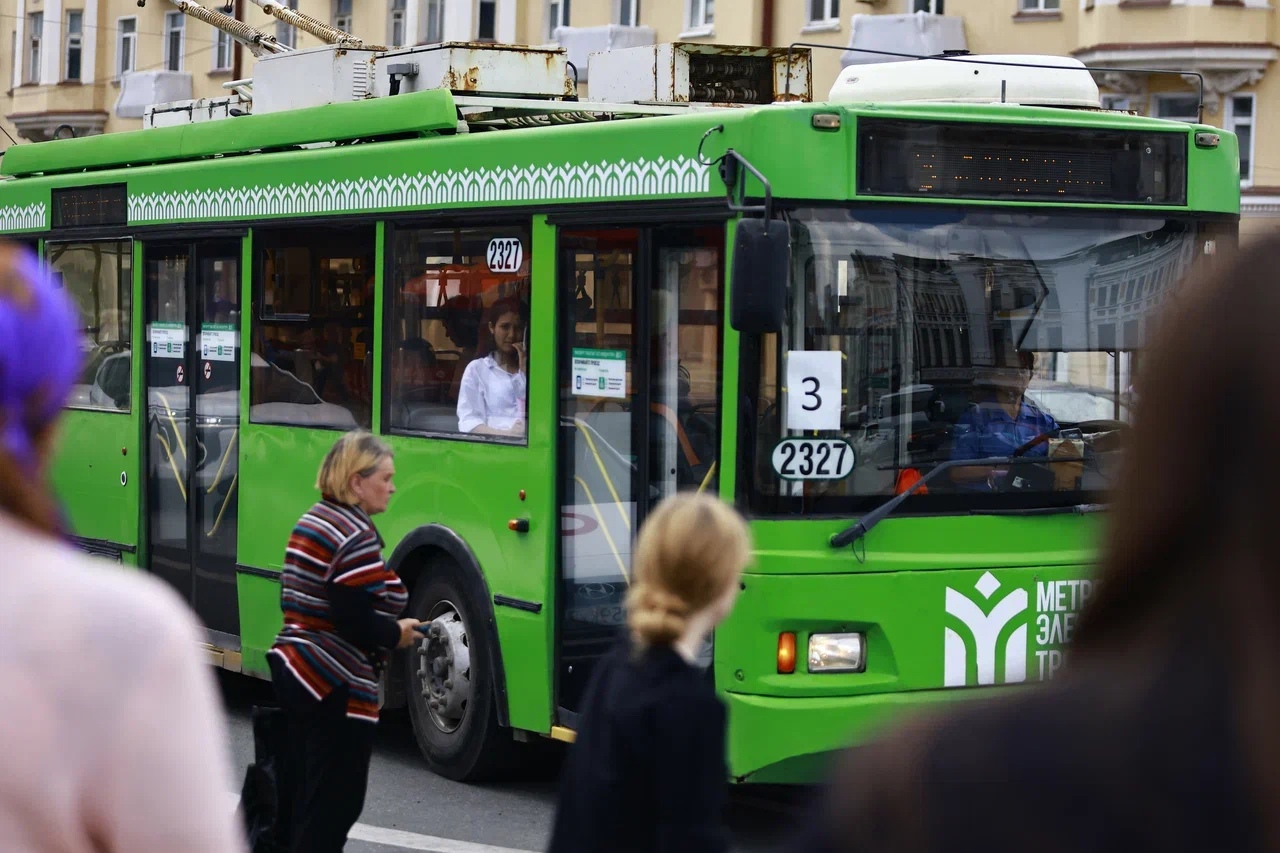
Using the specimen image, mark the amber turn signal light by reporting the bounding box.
[777,632,797,674]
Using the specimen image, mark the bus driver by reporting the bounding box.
[456,297,529,437]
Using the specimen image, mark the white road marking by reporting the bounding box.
[226,793,538,853]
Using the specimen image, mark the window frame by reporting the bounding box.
[333,0,353,33]
[163,11,185,73]
[476,0,497,41]
[1018,0,1060,11]
[425,0,446,43]
[616,0,640,26]
[64,11,83,82]
[51,239,136,415]
[117,17,138,77]
[686,0,714,32]
[909,0,944,12]
[1229,93,1256,188]
[808,0,839,25]
[213,29,233,72]
[249,224,378,432]
[389,0,407,47]
[25,12,42,85]
[383,219,534,446]
[548,0,570,40]
[1150,93,1201,124]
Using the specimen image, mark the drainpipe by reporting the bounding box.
[232,0,244,81]
[761,0,775,47]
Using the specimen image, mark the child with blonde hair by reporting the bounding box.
[548,492,752,853]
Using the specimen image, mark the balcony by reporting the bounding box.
[1073,2,1277,110]
[6,82,109,141]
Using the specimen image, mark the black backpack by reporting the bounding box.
[240,704,293,853]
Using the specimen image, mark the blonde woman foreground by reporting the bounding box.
[547,492,752,853]
[0,243,244,852]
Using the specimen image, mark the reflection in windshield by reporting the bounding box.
[746,207,1228,514]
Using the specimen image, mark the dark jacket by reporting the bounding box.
[548,636,730,853]
[789,641,1259,853]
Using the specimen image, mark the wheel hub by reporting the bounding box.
[415,604,471,733]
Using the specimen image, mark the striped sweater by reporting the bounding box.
[268,499,409,723]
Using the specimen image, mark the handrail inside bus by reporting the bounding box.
[573,475,630,584]
[785,42,1207,124]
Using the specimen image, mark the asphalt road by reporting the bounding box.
[217,672,810,853]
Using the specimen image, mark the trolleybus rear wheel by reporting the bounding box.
[404,558,517,782]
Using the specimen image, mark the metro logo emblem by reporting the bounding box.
[943,572,1028,687]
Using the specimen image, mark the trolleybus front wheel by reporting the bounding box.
[404,559,517,782]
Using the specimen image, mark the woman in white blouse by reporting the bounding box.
[457,297,528,437]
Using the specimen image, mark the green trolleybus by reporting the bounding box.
[0,32,1240,783]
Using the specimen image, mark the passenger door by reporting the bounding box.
[555,224,725,720]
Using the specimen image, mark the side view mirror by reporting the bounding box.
[729,218,789,335]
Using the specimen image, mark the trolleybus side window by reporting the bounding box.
[386,223,531,442]
[250,225,375,430]
[50,240,133,412]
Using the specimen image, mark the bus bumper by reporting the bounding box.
[724,685,1017,784]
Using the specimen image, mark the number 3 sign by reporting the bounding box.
[786,350,842,431]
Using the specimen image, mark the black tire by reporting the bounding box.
[403,557,519,782]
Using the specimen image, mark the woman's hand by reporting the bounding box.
[396,617,425,649]
[514,341,527,375]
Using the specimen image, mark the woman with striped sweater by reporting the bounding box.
[267,432,421,853]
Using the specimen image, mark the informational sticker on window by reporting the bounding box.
[571,348,627,399]
[786,350,842,431]
[150,322,186,358]
[486,237,524,274]
[201,324,237,362]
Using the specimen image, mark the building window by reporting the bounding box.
[809,0,838,23]
[276,0,299,49]
[477,0,497,40]
[117,18,137,76]
[1229,94,1255,186]
[548,0,570,39]
[333,0,353,33]
[252,226,377,430]
[213,30,233,71]
[64,11,83,81]
[25,12,42,84]
[387,224,531,443]
[1100,94,1131,111]
[687,0,714,29]
[618,0,640,26]
[911,0,943,12]
[425,0,446,43]
[52,241,134,413]
[1152,94,1200,123]
[164,12,184,72]
[1019,0,1059,10]
[390,0,407,46]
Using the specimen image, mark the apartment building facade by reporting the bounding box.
[3,0,1272,232]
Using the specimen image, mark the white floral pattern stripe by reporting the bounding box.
[0,203,47,232]
[130,156,712,223]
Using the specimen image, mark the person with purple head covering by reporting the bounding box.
[0,242,247,852]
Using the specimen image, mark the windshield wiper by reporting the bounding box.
[829,456,1087,549]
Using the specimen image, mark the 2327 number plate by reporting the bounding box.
[771,438,855,481]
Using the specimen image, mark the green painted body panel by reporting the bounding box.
[0,90,458,178]
[19,91,1239,783]
[52,239,142,552]
[51,410,140,544]
[719,562,1095,780]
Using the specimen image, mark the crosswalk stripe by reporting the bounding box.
[225,793,538,853]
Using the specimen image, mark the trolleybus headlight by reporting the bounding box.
[808,633,866,673]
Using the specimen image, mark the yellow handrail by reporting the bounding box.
[574,419,631,533]
[207,473,238,538]
[157,432,188,503]
[573,475,629,584]
[207,429,238,494]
